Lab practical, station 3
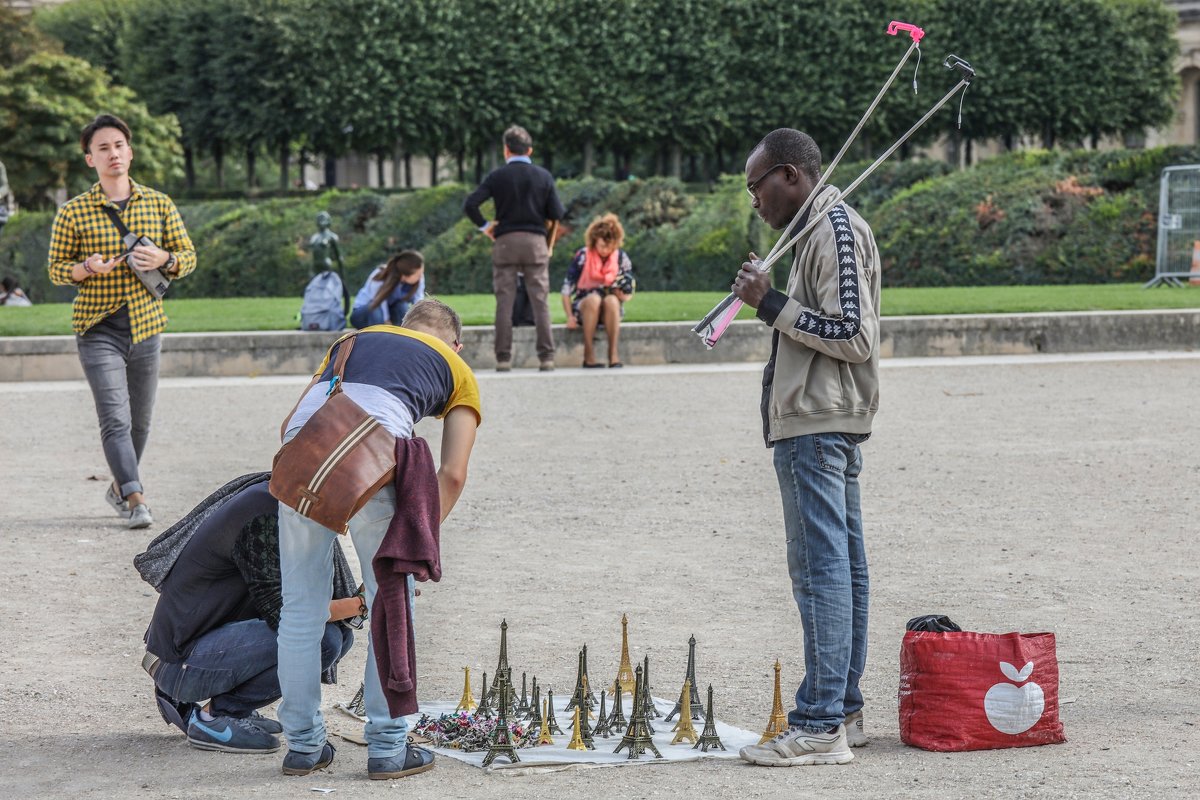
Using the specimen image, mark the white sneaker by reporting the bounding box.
[844,710,867,747]
[127,503,154,529]
[105,485,130,519]
[739,723,854,766]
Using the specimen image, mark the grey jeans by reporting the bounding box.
[75,307,160,498]
[492,231,554,362]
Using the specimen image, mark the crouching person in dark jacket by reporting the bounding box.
[135,475,362,754]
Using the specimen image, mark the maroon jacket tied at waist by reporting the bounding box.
[371,436,441,718]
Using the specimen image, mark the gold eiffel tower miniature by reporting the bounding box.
[670,679,699,744]
[613,663,662,760]
[566,706,593,751]
[758,659,789,744]
[536,698,555,745]
[693,684,726,752]
[455,666,478,713]
[611,613,637,696]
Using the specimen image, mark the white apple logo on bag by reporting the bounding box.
[983,661,1045,735]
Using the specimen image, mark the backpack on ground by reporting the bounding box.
[300,270,349,331]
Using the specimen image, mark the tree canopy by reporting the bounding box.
[24,0,1182,189]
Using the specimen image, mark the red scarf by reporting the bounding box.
[578,247,619,291]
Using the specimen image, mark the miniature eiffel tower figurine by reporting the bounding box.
[693,684,726,752]
[514,671,531,717]
[607,677,627,731]
[345,681,366,717]
[641,655,658,731]
[582,643,597,707]
[455,666,478,713]
[592,689,614,738]
[666,635,703,721]
[670,679,699,744]
[565,647,592,717]
[536,698,554,745]
[482,683,521,767]
[614,665,662,759]
[476,671,493,717]
[526,677,542,725]
[758,659,789,744]
[611,613,637,696]
[505,667,519,714]
[577,688,596,747]
[545,686,564,735]
[489,619,513,703]
[566,706,593,751]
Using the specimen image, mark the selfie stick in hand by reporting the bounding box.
[693,51,975,350]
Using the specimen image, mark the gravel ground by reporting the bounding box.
[1,353,1197,799]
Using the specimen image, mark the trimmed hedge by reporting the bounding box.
[2,147,1192,302]
[873,149,1171,286]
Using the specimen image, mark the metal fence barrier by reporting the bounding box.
[1147,164,1200,288]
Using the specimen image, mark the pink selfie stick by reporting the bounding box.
[886,20,924,44]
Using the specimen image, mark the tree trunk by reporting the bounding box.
[404,153,413,188]
[1003,133,1015,151]
[214,141,225,189]
[279,142,289,190]
[457,149,465,183]
[392,143,404,187]
[246,146,257,189]
[543,148,554,173]
[669,143,682,179]
[377,151,386,188]
[474,147,484,184]
[583,138,595,177]
[324,156,337,188]
[965,138,974,167]
[430,152,439,186]
[655,145,665,177]
[184,146,195,190]
[713,145,724,178]
[687,153,697,182]
[1042,122,1055,149]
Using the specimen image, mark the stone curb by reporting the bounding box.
[0,309,1196,382]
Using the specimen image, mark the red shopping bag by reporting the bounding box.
[899,630,1067,751]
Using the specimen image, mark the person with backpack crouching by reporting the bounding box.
[350,250,426,329]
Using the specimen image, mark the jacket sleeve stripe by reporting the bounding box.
[791,205,862,341]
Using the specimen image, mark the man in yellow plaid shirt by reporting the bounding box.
[47,114,196,530]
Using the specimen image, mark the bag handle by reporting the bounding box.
[278,333,358,438]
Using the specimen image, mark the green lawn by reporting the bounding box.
[1,284,1196,336]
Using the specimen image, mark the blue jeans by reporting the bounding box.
[772,432,870,733]
[75,307,160,498]
[350,299,415,329]
[155,618,352,718]
[277,485,415,757]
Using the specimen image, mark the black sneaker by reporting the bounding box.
[247,710,283,734]
[186,709,280,754]
[368,744,435,780]
[154,688,198,735]
[282,742,336,776]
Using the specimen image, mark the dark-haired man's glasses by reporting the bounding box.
[746,163,791,201]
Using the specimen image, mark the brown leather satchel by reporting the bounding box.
[269,334,396,534]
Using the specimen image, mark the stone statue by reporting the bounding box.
[308,211,344,275]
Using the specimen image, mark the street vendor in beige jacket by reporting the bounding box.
[730,128,880,768]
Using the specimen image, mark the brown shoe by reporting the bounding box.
[539,360,555,372]
[495,360,512,372]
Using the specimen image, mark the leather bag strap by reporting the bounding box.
[278,333,358,438]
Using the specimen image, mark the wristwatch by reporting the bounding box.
[163,253,178,274]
